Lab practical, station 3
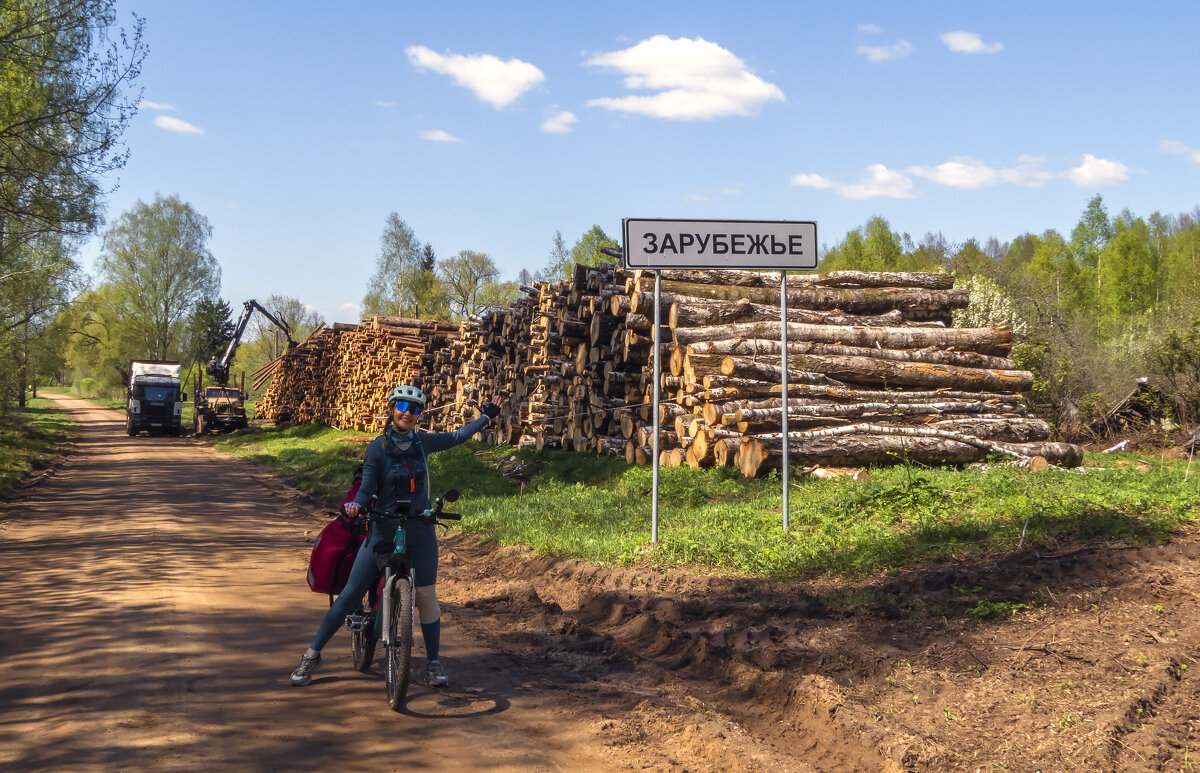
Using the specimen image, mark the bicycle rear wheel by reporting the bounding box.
[385,575,414,711]
[351,600,377,673]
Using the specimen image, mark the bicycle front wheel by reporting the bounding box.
[384,575,414,711]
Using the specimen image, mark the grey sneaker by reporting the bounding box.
[290,652,322,686]
[427,659,449,688]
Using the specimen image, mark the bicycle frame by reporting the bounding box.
[379,529,411,647]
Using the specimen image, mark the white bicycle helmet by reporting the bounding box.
[387,384,426,408]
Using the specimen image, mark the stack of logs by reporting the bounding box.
[253,316,459,430]
[257,265,1083,476]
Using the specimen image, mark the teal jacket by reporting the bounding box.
[353,414,491,517]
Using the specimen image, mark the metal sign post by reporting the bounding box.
[780,270,789,530]
[621,218,818,537]
[651,269,661,543]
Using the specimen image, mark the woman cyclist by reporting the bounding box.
[290,384,502,688]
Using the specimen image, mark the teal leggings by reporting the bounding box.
[310,520,438,652]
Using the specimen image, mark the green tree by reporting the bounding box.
[1157,213,1200,317]
[410,243,449,320]
[63,283,143,389]
[1153,317,1200,426]
[439,250,499,320]
[0,0,145,256]
[818,227,865,271]
[570,225,618,270]
[186,297,234,365]
[1070,194,1113,269]
[95,194,220,361]
[0,236,81,405]
[477,280,520,312]
[536,230,572,282]
[949,239,993,277]
[361,213,425,317]
[910,232,952,270]
[1098,217,1156,326]
[251,294,322,357]
[819,216,912,272]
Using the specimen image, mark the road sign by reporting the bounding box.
[623,218,818,270]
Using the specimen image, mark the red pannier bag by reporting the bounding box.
[306,514,366,595]
[307,475,366,595]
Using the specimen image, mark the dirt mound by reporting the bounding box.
[440,529,1200,772]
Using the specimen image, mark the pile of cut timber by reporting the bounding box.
[256,266,1083,475]
[253,316,459,430]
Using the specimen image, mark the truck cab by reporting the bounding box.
[127,360,185,436]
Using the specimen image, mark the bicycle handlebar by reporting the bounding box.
[360,491,462,525]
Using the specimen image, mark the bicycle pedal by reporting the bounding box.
[344,614,368,632]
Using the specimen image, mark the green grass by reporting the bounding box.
[0,398,76,498]
[211,422,1200,577]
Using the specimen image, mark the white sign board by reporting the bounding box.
[623,218,818,270]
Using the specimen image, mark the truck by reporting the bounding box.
[194,383,247,434]
[193,299,295,435]
[127,360,186,436]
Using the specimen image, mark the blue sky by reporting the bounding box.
[85,1,1200,324]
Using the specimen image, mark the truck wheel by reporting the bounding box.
[126,418,136,437]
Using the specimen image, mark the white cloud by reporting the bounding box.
[791,165,918,200]
[857,40,913,62]
[908,157,1000,189]
[1160,139,1200,164]
[1065,154,1129,187]
[374,100,397,108]
[858,23,881,34]
[801,154,1126,197]
[153,115,203,135]
[686,183,743,202]
[339,302,361,312]
[419,129,464,143]
[790,173,839,190]
[406,45,545,109]
[840,164,919,199]
[540,110,578,134]
[584,35,784,121]
[1001,155,1056,187]
[140,100,176,111]
[940,31,1004,54]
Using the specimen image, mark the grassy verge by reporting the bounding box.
[0,398,76,499]
[213,422,1200,577]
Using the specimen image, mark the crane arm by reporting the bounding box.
[208,299,296,386]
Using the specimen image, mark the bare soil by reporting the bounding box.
[2,395,1197,772]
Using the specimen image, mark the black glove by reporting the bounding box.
[481,401,501,419]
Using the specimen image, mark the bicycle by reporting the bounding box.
[342,489,461,711]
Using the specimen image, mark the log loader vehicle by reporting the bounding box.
[193,299,295,435]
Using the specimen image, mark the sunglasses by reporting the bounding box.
[393,401,422,416]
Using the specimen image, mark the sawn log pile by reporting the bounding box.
[256,266,1083,476]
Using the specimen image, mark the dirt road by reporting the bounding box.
[0,395,625,771]
[1,395,877,772]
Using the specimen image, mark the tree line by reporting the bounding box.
[360,213,617,321]
[818,196,1200,428]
